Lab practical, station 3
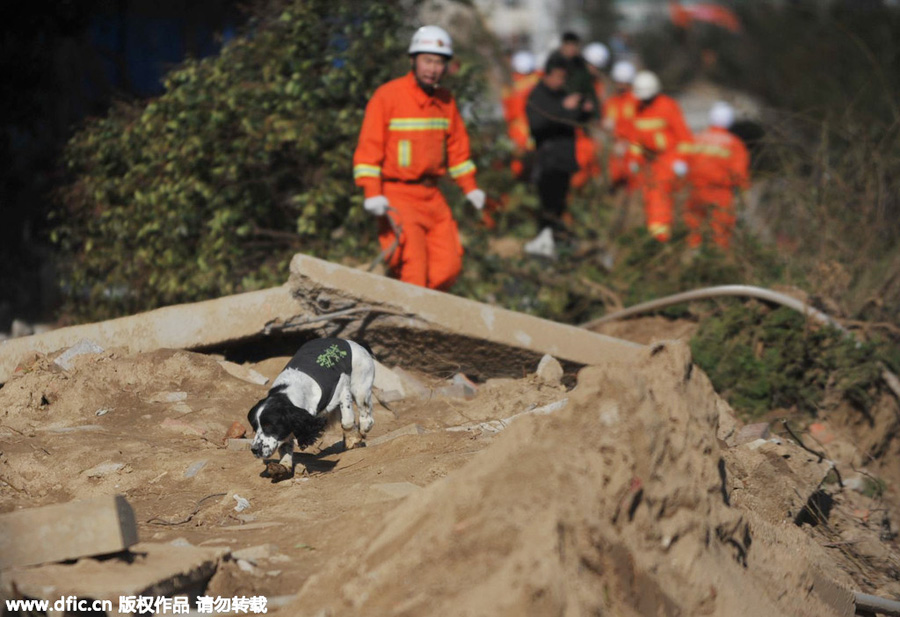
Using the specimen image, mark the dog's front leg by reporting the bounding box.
[278,441,295,475]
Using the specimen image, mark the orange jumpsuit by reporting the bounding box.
[502,71,539,178]
[571,79,606,189]
[602,89,638,190]
[353,72,478,290]
[626,95,693,242]
[685,126,749,249]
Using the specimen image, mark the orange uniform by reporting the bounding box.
[502,71,539,178]
[571,78,607,189]
[353,72,478,290]
[602,89,639,190]
[685,126,749,249]
[626,95,693,241]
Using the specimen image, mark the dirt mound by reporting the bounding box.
[283,343,844,617]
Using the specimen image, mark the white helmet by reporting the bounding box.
[511,50,536,75]
[611,60,636,85]
[583,42,610,69]
[709,101,735,128]
[409,25,453,57]
[633,70,661,100]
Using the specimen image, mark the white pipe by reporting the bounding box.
[580,284,845,331]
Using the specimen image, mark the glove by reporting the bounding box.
[466,189,486,211]
[363,195,389,217]
[672,160,689,177]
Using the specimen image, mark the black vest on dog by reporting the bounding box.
[285,338,354,412]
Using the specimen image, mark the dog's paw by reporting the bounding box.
[342,430,366,450]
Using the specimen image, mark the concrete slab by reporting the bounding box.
[288,254,642,379]
[0,494,138,569]
[1,542,227,610]
[0,285,301,384]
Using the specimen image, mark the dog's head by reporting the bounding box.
[247,388,328,458]
[247,390,296,459]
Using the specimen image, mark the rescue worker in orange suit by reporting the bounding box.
[602,60,638,192]
[570,41,610,189]
[626,70,693,242]
[353,26,485,291]
[502,50,540,180]
[684,101,749,250]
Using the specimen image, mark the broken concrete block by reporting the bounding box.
[53,339,104,370]
[535,354,563,385]
[218,359,269,385]
[2,542,227,601]
[227,438,252,451]
[232,544,278,564]
[450,373,478,399]
[434,384,475,400]
[734,422,771,446]
[374,360,406,396]
[392,367,431,399]
[375,388,406,404]
[287,253,642,380]
[367,424,427,447]
[0,494,138,569]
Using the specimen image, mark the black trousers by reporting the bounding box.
[536,168,572,231]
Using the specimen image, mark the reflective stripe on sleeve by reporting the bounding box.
[353,164,382,179]
[448,159,476,178]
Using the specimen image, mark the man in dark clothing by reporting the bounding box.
[524,55,593,257]
[547,32,600,119]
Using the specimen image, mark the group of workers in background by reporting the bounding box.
[353,25,750,292]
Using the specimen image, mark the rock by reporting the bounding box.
[53,339,105,370]
[83,462,126,478]
[224,420,247,441]
[11,319,34,339]
[183,460,208,478]
[434,384,474,400]
[367,424,427,447]
[450,373,478,399]
[535,354,563,385]
[734,422,771,446]
[375,389,406,404]
[808,422,835,445]
[218,360,269,385]
[373,361,406,396]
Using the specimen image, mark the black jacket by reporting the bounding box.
[526,81,588,173]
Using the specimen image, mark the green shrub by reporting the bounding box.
[52,0,414,320]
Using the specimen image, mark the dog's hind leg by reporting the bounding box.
[340,387,365,450]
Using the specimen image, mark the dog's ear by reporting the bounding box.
[247,400,263,432]
[290,409,328,450]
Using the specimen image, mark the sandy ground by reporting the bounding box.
[0,323,898,615]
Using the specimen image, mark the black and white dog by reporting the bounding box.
[247,337,376,466]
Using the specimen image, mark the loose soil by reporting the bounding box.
[0,324,898,615]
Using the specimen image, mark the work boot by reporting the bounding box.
[524,227,556,259]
